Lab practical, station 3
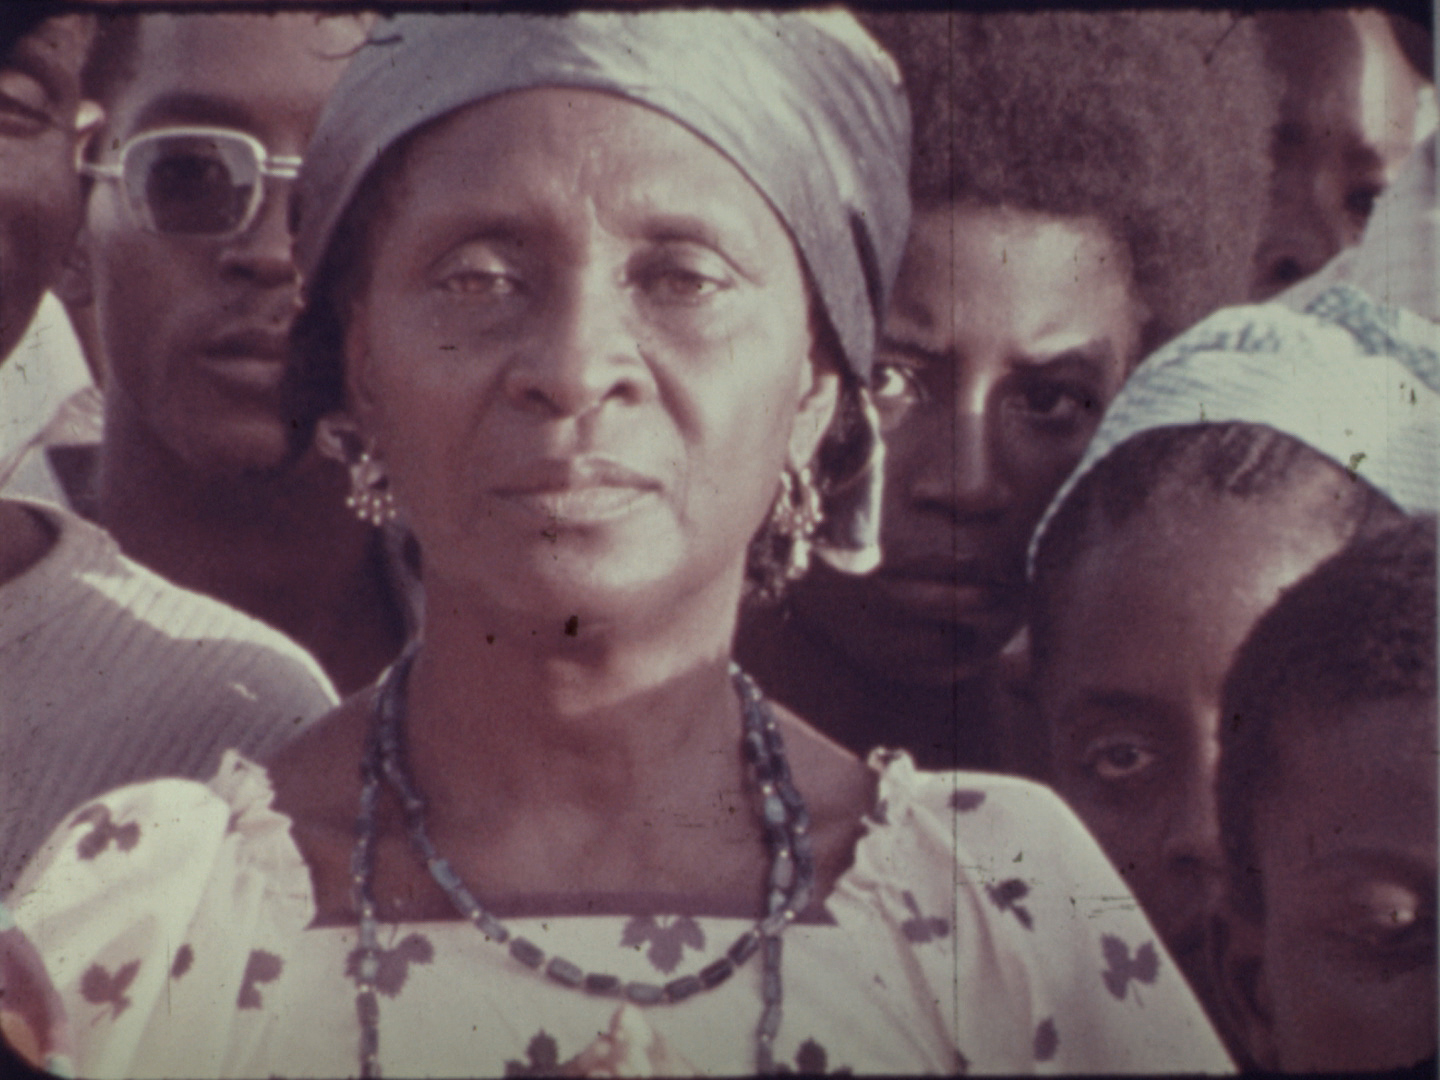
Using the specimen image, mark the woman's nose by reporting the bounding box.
[502,274,654,419]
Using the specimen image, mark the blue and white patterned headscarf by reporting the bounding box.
[292,10,912,573]
[1029,285,1440,574]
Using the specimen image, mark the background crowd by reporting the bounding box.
[0,4,1434,1077]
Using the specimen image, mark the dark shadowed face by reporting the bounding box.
[1038,469,1357,1008]
[81,14,360,475]
[342,89,835,625]
[1243,696,1437,1072]
[0,15,89,361]
[1251,10,1430,299]
[791,205,1135,686]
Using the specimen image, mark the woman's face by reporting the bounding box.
[791,205,1136,686]
[344,90,836,625]
[1037,468,1357,1011]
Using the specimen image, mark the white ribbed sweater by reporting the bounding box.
[0,500,338,895]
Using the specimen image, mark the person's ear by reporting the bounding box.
[1208,906,1279,1071]
[342,295,383,440]
[786,346,840,470]
[313,411,366,468]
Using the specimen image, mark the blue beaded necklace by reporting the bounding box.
[350,648,817,1077]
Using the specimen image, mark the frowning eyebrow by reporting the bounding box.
[876,335,1116,379]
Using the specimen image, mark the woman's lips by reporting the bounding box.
[493,460,662,525]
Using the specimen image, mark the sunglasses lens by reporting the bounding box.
[125,133,259,236]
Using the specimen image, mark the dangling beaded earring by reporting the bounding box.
[771,465,824,580]
[345,448,397,527]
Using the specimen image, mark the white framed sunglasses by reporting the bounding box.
[80,126,302,239]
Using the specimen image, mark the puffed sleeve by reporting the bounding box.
[7,752,312,1079]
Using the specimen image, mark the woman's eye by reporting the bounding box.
[1080,736,1158,783]
[871,361,926,411]
[633,262,730,304]
[1007,377,1098,428]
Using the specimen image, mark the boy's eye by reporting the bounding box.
[1080,734,1159,782]
[1332,882,1434,951]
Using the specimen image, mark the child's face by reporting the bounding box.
[1038,475,1355,1015]
[1234,695,1436,1072]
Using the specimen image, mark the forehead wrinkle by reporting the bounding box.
[398,92,780,276]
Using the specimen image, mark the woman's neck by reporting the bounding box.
[405,579,749,823]
[272,575,878,922]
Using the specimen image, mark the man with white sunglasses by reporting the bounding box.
[0,12,352,898]
[4,12,411,696]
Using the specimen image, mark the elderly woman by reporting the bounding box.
[10,13,1229,1077]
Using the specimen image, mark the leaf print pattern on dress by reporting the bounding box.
[504,1031,560,1077]
[984,878,1034,930]
[80,960,140,1019]
[236,949,283,1009]
[170,945,193,980]
[775,1037,852,1074]
[345,933,434,997]
[898,891,949,944]
[1033,1017,1059,1061]
[1100,934,1160,1001]
[619,915,705,974]
[949,789,986,812]
[70,805,139,860]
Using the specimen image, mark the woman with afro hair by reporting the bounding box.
[738,10,1280,773]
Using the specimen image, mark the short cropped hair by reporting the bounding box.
[1030,423,1407,666]
[1217,515,1437,917]
[862,10,1278,356]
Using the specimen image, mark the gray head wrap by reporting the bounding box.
[1029,286,1440,575]
[293,10,911,573]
